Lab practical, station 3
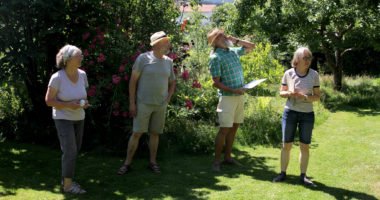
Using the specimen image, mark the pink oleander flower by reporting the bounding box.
[106,83,113,90]
[181,70,190,81]
[131,50,141,62]
[118,65,125,72]
[113,101,120,109]
[87,85,96,97]
[192,80,202,89]
[89,44,96,49]
[97,53,106,63]
[88,60,94,65]
[97,33,105,41]
[112,75,121,85]
[112,110,120,116]
[122,111,129,118]
[83,49,89,57]
[124,74,129,81]
[82,32,90,41]
[167,52,178,60]
[173,67,178,75]
[185,99,193,110]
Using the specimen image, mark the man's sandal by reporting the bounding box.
[148,163,161,173]
[117,164,131,175]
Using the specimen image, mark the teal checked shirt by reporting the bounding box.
[209,47,245,96]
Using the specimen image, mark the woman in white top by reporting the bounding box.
[45,44,89,194]
[273,47,321,186]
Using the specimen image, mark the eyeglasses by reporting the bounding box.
[72,54,84,59]
[303,56,313,61]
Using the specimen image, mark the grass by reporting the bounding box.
[321,75,380,110]
[1,106,379,200]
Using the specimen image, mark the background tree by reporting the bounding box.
[234,0,380,90]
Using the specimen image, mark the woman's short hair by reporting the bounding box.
[56,44,82,69]
[291,47,312,68]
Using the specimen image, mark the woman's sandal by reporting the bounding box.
[63,182,86,194]
[148,163,161,173]
[117,164,131,175]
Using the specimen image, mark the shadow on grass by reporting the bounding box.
[326,105,380,117]
[0,142,377,199]
[233,149,378,200]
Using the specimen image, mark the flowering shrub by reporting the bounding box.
[71,0,181,150]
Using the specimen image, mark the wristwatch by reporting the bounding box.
[303,94,308,101]
[234,39,240,45]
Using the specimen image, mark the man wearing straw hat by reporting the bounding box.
[208,28,255,171]
[117,31,176,174]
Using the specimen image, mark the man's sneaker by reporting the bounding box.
[212,162,221,172]
[300,175,316,187]
[272,172,286,182]
[222,158,243,166]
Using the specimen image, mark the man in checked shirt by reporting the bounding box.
[207,28,255,172]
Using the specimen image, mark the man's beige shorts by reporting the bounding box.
[217,95,245,127]
[133,102,168,134]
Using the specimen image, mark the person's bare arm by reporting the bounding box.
[227,35,255,53]
[166,80,176,103]
[45,87,81,110]
[129,70,141,117]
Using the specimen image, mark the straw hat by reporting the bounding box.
[150,31,169,46]
[207,29,224,46]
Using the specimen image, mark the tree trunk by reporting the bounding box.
[323,48,343,91]
[333,50,343,91]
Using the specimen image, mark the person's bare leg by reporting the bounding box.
[149,132,160,164]
[63,178,73,190]
[281,142,293,172]
[214,127,230,163]
[124,132,143,165]
[224,123,239,161]
[273,142,292,182]
[299,143,309,173]
[299,142,314,185]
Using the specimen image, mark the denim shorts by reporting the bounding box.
[282,109,315,144]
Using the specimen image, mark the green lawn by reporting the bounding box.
[1,107,379,200]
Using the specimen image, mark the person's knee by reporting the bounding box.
[131,132,143,140]
[300,143,309,152]
[150,132,160,138]
[218,128,230,136]
[282,143,293,151]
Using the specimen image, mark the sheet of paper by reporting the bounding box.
[243,78,267,89]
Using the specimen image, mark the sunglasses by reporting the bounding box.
[303,56,313,61]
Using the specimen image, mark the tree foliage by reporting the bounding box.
[233,0,380,90]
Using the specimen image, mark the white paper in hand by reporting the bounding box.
[243,78,267,89]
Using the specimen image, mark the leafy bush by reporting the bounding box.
[240,43,285,96]
[0,0,181,147]
[321,75,380,110]
[239,95,329,146]
[238,97,283,146]
[165,118,217,154]
[0,82,26,140]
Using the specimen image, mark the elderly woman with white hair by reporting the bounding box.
[273,47,321,186]
[45,44,89,194]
